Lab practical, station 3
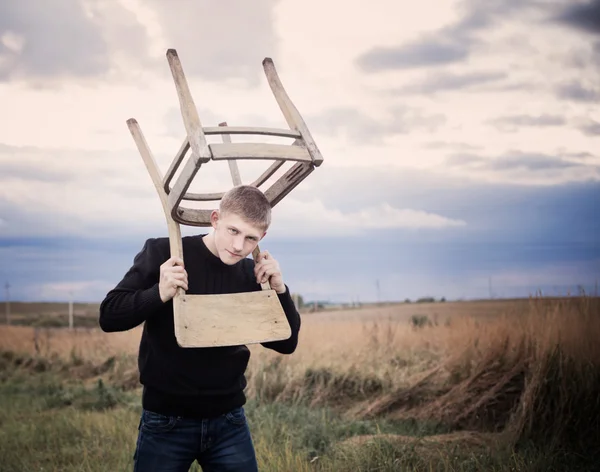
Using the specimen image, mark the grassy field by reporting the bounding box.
[0,296,599,471]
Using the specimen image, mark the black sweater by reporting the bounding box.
[98,234,301,418]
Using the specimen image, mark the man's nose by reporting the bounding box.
[232,236,244,252]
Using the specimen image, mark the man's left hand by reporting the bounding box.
[254,250,286,294]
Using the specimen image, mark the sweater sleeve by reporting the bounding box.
[98,238,167,332]
[260,285,302,355]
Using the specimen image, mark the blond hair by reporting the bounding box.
[219,185,272,230]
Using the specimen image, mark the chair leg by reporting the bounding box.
[262,58,324,167]
[166,49,213,221]
[166,49,211,164]
[126,118,184,285]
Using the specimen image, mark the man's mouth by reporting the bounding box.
[226,250,241,258]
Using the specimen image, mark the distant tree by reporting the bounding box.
[416,296,436,303]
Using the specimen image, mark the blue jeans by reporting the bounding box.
[133,407,258,471]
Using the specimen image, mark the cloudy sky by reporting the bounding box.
[0,0,598,303]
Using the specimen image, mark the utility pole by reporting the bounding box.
[488,276,493,299]
[68,290,74,330]
[4,282,10,325]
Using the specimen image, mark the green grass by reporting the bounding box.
[0,362,590,472]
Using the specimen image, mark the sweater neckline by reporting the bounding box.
[192,233,241,270]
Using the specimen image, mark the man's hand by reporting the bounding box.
[254,250,286,294]
[159,257,188,302]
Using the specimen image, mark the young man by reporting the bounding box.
[99,185,301,472]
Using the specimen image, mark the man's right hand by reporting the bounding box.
[159,257,188,302]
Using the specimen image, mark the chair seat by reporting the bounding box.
[173,290,292,348]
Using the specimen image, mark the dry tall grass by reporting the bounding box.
[1,296,598,458]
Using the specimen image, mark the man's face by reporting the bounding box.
[211,210,266,265]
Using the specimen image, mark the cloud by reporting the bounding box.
[443,150,600,184]
[307,106,446,144]
[556,81,600,102]
[357,42,470,71]
[447,151,585,171]
[0,143,163,239]
[554,0,600,35]
[355,0,541,72]
[488,114,566,132]
[422,141,483,152]
[576,118,600,136]
[269,199,466,238]
[0,0,280,86]
[142,0,280,85]
[3,170,598,302]
[397,71,507,94]
[0,0,148,84]
[0,142,468,241]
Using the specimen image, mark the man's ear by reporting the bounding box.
[260,231,267,241]
[210,210,220,229]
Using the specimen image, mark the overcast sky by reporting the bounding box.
[0,0,599,303]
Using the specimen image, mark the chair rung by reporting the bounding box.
[172,207,212,226]
[203,126,301,139]
[209,143,313,163]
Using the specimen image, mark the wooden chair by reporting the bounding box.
[126,49,323,348]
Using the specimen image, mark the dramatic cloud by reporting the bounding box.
[397,71,507,94]
[444,151,599,182]
[576,119,600,136]
[0,1,108,81]
[357,42,469,71]
[356,0,542,72]
[143,0,280,85]
[0,0,148,84]
[269,199,466,238]
[0,143,468,241]
[554,0,600,35]
[0,0,280,85]
[446,152,581,171]
[307,106,446,144]
[3,176,598,302]
[2,0,600,303]
[423,141,483,152]
[489,114,567,132]
[556,81,600,102]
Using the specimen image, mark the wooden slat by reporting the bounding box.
[219,122,243,186]
[210,143,312,162]
[163,139,189,193]
[175,291,292,347]
[173,207,213,226]
[180,191,225,202]
[166,49,211,164]
[203,126,301,139]
[250,161,285,187]
[264,162,314,207]
[167,155,204,217]
[262,58,324,167]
